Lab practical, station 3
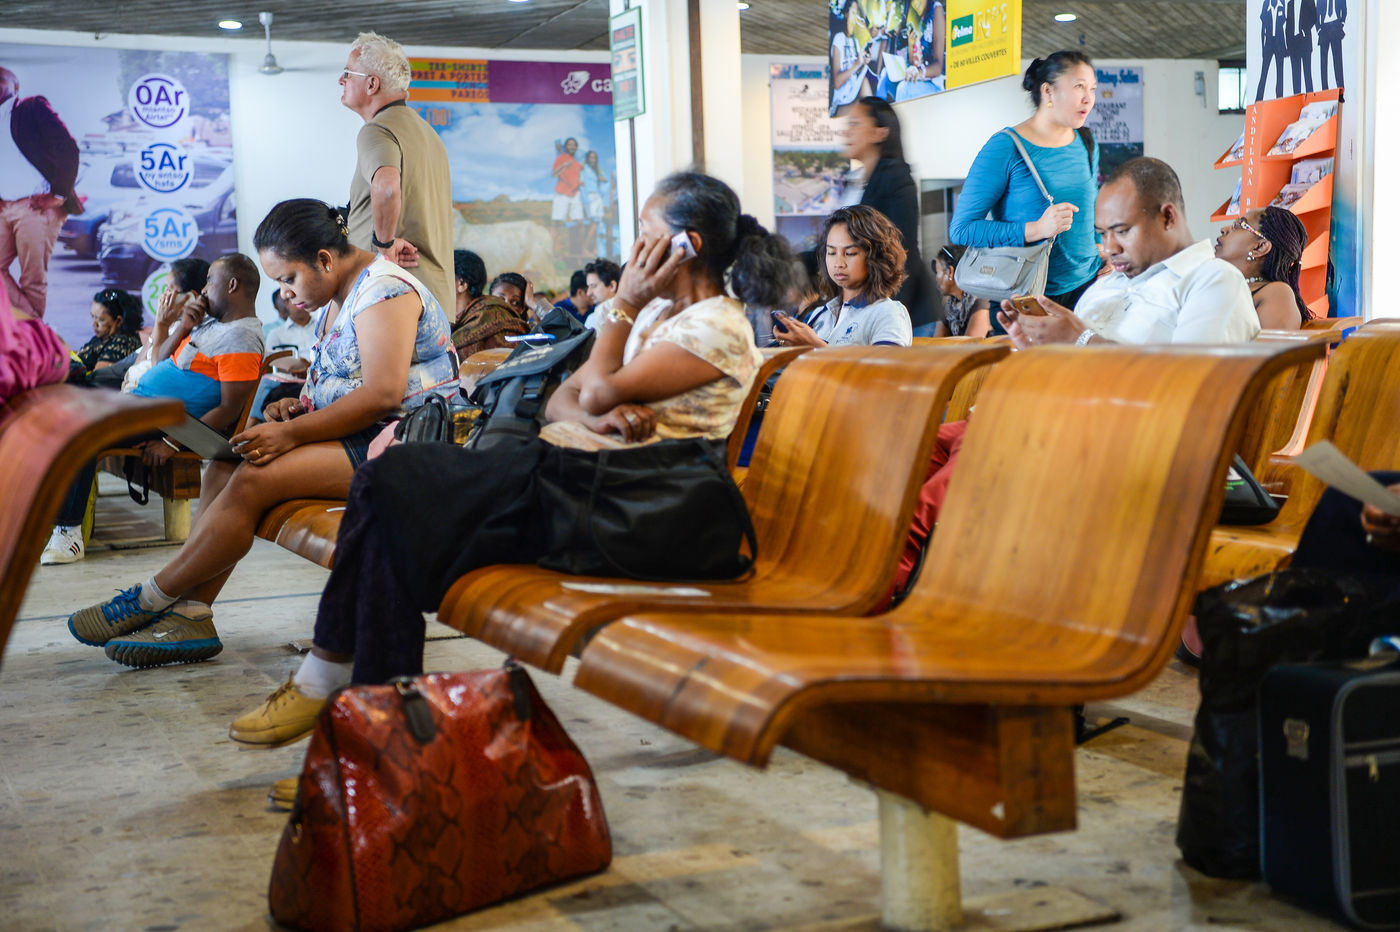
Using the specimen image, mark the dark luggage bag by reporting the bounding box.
[1260,656,1400,929]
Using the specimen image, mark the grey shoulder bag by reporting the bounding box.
[954,129,1056,302]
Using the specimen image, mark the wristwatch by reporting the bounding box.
[370,231,395,250]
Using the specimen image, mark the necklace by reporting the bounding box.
[1245,276,1264,284]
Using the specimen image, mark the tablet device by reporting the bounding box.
[162,415,241,461]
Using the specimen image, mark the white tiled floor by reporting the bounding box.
[0,491,1347,931]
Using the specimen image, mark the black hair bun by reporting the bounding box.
[735,213,764,239]
[1022,58,1046,91]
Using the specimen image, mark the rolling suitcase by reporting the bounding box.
[1259,656,1400,929]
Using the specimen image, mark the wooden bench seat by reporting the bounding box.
[0,386,182,667]
[437,344,1008,673]
[1198,326,1400,590]
[566,342,1315,928]
[252,346,810,571]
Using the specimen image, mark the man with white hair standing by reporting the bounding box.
[339,32,453,312]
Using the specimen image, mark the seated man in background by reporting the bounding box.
[449,248,529,356]
[895,157,1259,595]
[40,253,264,565]
[582,257,621,331]
[247,289,319,423]
[553,269,592,324]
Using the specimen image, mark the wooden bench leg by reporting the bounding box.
[163,499,192,542]
[879,789,961,931]
[875,789,1120,932]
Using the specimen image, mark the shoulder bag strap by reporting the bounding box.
[999,129,1053,205]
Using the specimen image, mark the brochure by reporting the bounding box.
[1269,182,1314,209]
[1267,101,1338,156]
[1225,132,1246,162]
[1291,157,1334,186]
[1226,179,1242,217]
[1294,441,1400,516]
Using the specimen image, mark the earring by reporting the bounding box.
[1246,251,1254,260]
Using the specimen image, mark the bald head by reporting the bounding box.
[202,253,260,321]
[1104,157,1185,217]
[1094,158,1194,278]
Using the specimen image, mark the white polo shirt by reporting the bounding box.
[1075,240,1261,344]
[808,295,914,347]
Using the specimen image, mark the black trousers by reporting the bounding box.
[1292,470,1400,598]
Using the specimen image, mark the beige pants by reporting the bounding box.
[0,197,65,318]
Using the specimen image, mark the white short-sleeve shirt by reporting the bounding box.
[807,295,914,347]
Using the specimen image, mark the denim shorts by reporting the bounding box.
[340,423,386,469]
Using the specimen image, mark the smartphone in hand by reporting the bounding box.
[771,310,790,333]
[670,231,697,261]
[1008,294,1047,316]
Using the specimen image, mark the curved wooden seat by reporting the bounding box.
[1,386,182,667]
[1198,326,1400,589]
[461,347,512,385]
[1302,315,1361,331]
[437,344,1010,673]
[1235,330,1331,475]
[726,346,807,476]
[572,342,1317,838]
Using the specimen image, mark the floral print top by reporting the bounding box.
[301,257,457,416]
[540,295,762,450]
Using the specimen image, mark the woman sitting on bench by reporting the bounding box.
[227,171,792,753]
[67,198,457,667]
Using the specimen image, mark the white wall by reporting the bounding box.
[0,27,606,318]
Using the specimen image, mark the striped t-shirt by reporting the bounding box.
[133,316,264,419]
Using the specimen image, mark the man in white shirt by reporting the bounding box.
[997,156,1259,348]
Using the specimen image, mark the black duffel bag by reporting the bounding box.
[537,437,757,581]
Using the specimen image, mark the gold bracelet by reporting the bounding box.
[605,305,634,326]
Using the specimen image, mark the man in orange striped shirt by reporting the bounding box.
[132,253,265,439]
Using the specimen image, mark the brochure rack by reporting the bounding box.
[1211,88,1340,318]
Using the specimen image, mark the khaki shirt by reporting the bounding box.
[346,101,454,314]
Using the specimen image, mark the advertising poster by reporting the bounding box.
[771,64,846,249]
[409,59,619,292]
[609,7,644,121]
[826,0,1019,113]
[0,44,234,348]
[1083,66,1144,185]
[1246,0,1360,317]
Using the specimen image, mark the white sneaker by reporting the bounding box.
[40,526,85,565]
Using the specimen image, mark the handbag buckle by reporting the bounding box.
[393,677,438,745]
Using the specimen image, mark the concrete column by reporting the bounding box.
[611,0,744,254]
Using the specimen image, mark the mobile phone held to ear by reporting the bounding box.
[1009,294,1047,316]
[771,310,790,333]
[670,231,696,261]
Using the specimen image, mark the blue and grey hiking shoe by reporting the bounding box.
[104,603,221,669]
[68,585,169,646]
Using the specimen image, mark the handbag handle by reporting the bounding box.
[582,442,758,583]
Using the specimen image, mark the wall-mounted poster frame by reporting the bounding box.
[610,6,645,121]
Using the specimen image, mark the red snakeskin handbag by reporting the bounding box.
[268,662,612,932]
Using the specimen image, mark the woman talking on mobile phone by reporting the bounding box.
[950,51,1101,329]
[222,173,795,776]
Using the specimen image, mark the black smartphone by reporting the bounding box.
[771,310,790,333]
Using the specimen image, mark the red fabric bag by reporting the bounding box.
[268,662,611,932]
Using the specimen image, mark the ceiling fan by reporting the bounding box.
[258,11,284,75]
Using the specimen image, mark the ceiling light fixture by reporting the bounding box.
[1054,12,1077,22]
[218,19,242,30]
[507,0,531,4]
[737,1,750,9]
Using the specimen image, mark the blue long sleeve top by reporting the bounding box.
[949,128,1101,296]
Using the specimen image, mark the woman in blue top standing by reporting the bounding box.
[950,52,1101,324]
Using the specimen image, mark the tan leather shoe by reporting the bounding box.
[268,776,298,811]
[229,674,325,747]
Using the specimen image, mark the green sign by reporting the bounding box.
[609,6,644,121]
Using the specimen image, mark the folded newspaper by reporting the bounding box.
[1293,441,1400,515]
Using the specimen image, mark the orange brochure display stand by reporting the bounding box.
[1212,88,1340,319]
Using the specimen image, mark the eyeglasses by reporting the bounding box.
[340,69,372,81]
[1233,216,1264,238]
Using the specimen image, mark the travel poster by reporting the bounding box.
[408,59,619,293]
[771,63,846,250]
[0,43,234,348]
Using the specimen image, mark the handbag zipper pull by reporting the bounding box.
[1368,755,1380,783]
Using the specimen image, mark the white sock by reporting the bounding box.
[293,653,353,700]
[138,576,176,611]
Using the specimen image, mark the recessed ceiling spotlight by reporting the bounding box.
[1054,12,1077,22]
[507,0,530,4]
[218,19,243,29]
[737,1,750,9]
